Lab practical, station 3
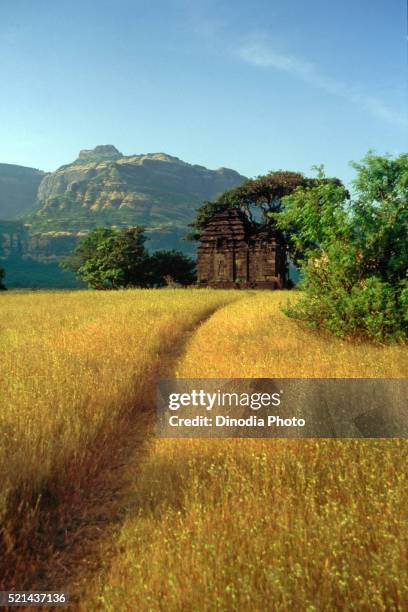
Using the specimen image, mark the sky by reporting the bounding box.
[0,0,407,185]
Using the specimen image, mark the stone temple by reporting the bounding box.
[197,208,287,289]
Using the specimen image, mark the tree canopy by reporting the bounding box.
[61,227,196,289]
[186,168,349,263]
[147,250,196,287]
[270,166,351,266]
[275,153,408,341]
[187,169,343,247]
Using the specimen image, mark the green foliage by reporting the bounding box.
[187,170,308,239]
[350,152,408,285]
[277,153,408,342]
[147,250,196,287]
[187,169,345,243]
[271,167,351,265]
[0,266,7,290]
[62,228,196,289]
[61,227,149,289]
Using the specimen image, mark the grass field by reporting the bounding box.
[0,289,407,610]
[0,289,237,588]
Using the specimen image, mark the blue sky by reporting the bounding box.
[0,0,407,185]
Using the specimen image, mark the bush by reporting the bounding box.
[277,153,408,342]
[288,273,407,341]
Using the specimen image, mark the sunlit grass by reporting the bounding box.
[83,291,407,611]
[176,291,408,378]
[0,289,237,532]
[1,290,406,609]
[89,439,407,611]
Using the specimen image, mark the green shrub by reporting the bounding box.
[288,273,407,342]
[278,153,408,342]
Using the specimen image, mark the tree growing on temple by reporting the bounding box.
[186,170,309,240]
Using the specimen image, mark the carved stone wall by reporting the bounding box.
[197,208,286,289]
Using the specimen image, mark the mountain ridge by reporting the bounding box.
[30,145,246,234]
[0,163,45,220]
[0,147,246,286]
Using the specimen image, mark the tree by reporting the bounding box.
[61,227,150,289]
[271,166,351,265]
[275,153,408,342]
[186,169,342,241]
[0,266,6,290]
[350,152,408,286]
[146,250,196,287]
[62,228,196,289]
[187,171,308,240]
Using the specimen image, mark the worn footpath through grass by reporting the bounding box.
[80,292,408,611]
[0,289,239,592]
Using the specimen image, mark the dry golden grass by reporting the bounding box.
[1,290,407,610]
[86,438,407,611]
[0,288,237,586]
[81,291,407,611]
[176,291,408,378]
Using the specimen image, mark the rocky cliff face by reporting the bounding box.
[31,146,246,232]
[26,231,85,262]
[0,221,84,262]
[0,164,45,219]
[0,221,28,259]
[0,147,246,286]
[77,144,122,163]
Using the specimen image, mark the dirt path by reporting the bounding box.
[3,298,247,608]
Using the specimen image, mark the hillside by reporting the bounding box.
[0,146,245,286]
[0,164,45,219]
[29,145,246,233]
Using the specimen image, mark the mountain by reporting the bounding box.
[0,163,45,219]
[0,220,82,288]
[29,145,246,234]
[0,146,246,287]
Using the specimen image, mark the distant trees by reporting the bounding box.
[274,153,408,341]
[0,266,6,290]
[147,250,196,287]
[61,227,196,289]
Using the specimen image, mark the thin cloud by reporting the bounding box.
[237,42,408,128]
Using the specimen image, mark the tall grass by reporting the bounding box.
[0,288,237,586]
[176,291,408,378]
[87,439,407,611]
[82,292,407,611]
[1,290,406,609]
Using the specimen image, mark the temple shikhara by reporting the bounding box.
[197,208,287,289]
